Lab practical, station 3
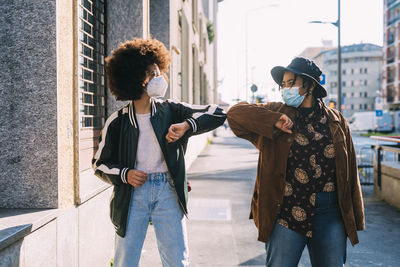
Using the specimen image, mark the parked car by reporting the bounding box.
[375,112,394,132]
[348,111,376,132]
[348,111,394,133]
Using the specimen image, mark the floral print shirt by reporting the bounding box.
[277,102,337,238]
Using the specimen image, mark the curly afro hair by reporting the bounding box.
[105,38,171,101]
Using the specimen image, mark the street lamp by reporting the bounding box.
[310,0,341,112]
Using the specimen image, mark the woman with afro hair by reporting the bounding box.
[92,38,226,267]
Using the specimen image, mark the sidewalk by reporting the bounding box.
[139,129,400,267]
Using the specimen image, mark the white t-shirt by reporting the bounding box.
[134,113,168,173]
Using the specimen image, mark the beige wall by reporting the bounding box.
[374,162,400,208]
[169,0,218,105]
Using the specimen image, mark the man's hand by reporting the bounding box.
[274,114,293,134]
[127,169,148,187]
[166,121,191,143]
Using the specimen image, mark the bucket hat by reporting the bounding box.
[271,57,327,98]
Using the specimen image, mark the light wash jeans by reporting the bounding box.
[114,172,189,267]
[265,192,347,267]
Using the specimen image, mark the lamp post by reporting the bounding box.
[310,0,341,112]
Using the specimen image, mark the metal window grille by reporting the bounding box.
[78,0,106,129]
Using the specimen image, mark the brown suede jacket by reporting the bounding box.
[227,101,365,246]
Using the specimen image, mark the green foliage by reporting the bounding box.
[207,22,215,44]
[360,132,400,137]
[110,258,113,267]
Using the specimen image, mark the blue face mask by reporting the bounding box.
[281,87,305,108]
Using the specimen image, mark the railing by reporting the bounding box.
[357,144,400,186]
[358,146,375,185]
[372,145,400,188]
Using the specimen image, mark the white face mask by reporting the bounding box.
[146,75,168,98]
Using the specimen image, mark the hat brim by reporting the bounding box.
[271,66,327,98]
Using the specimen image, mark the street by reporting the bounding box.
[138,129,400,267]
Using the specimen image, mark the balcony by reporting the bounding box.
[387,9,400,26]
[388,0,399,8]
[388,36,395,45]
[387,57,395,64]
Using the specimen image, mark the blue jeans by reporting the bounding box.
[114,173,189,267]
[265,192,347,267]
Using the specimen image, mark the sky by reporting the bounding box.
[217,0,384,103]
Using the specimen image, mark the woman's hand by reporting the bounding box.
[274,114,293,134]
[166,121,191,143]
[127,169,148,187]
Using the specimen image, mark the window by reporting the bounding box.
[360,68,363,73]
[364,92,368,97]
[343,92,346,97]
[359,104,363,110]
[78,0,106,129]
[364,68,368,73]
[181,12,189,102]
[351,92,354,97]
[364,104,368,109]
[359,92,363,97]
[351,81,354,86]
[364,80,368,86]
[192,0,199,31]
[192,45,200,104]
[351,69,354,74]
[342,81,346,87]
[78,0,107,203]
[351,104,354,110]
[343,69,346,75]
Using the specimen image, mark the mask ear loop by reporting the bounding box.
[305,80,316,97]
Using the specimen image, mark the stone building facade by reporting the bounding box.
[383,0,400,105]
[0,0,221,266]
[321,43,382,118]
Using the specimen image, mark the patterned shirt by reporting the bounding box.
[277,102,337,237]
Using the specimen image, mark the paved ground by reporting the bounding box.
[139,129,400,267]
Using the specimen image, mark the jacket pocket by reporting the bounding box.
[109,186,120,229]
[110,185,130,231]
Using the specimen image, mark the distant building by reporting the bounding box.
[298,40,333,68]
[383,0,400,107]
[321,44,382,118]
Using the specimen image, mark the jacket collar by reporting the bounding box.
[320,102,341,122]
[280,100,341,123]
[128,98,158,128]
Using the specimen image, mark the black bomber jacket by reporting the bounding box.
[92,98,226,237]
